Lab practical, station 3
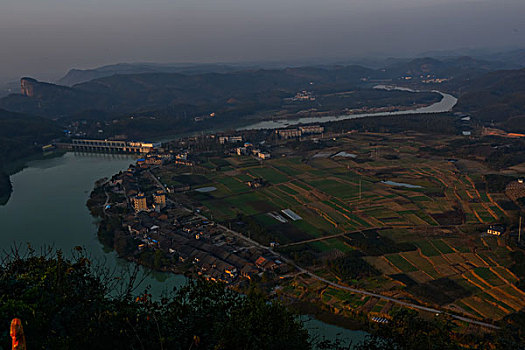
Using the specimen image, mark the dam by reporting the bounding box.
[56,139,161,154]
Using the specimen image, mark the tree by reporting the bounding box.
[0,249,312,350]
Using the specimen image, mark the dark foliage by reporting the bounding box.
[0,250,311,350]
[325,113,459,135]
[327,251,379,281]
[510,251,525,292]
[346,230,416,256]
[356,309,460,350]
[455,68,525,129]
[0,109,61,164]
[409,278,472,306]
[0,170,12,205]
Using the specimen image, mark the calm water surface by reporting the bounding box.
[0,152,366,345]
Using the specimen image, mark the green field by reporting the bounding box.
[385,254,418,272]
[431,239,454,254]
[415,241,441,257]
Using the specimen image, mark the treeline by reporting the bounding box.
[327,251,379,281]
[325,112,459,135]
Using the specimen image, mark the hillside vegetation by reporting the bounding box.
[455,68,525,131]
[0,108,61,203]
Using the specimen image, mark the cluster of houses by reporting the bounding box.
[235,142,271,160]
[104,159,286,285]
[132,190,167,213]
[124,208,284,283]
[246,178,266,189]
[136,154,168,168]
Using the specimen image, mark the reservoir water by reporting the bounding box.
[0,152,366,346]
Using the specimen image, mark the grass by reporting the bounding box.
[223,192,269,215]
[323,237,354,253]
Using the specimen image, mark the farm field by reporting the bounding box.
[159,132,524,323]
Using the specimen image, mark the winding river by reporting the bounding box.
[238,85,458,130]
[0,152,366,345]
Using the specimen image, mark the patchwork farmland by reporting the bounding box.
[156,132,525,323]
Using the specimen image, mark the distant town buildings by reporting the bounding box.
[299,125,324,134]
[276,129,302,139]
[234,142,271,160]
[292,90,316,101]
[219,135,243,144]
[145,154,164,165]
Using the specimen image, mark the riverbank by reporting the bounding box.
[0,150,67,205]
[0,171,12,205]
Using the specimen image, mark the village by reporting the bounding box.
[89,125,330,287]
[97,149,294,286]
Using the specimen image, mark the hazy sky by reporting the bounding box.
[1,0,524,81]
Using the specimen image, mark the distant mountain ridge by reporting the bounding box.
[57,63,257,86]
[0,56,514,122]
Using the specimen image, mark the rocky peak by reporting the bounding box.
[20,77,38,97]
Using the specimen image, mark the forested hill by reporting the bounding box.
[454,68,525,131]
[0,66,377,119]
[0,108,61,164]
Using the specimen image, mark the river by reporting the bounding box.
[238,85,458,130]
[0,151,366,346]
